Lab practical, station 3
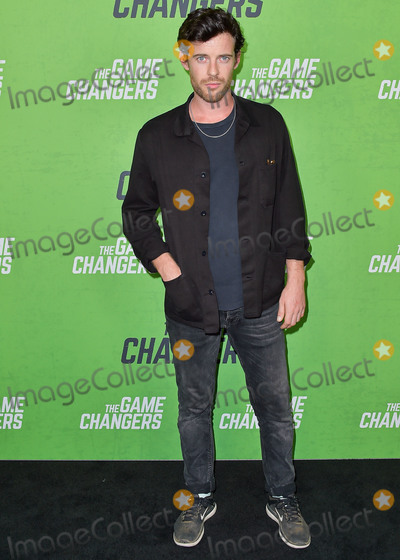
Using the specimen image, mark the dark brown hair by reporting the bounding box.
[178,8,245,54]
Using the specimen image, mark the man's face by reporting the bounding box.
[182,32,240,104]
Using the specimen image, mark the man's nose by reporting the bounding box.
[208,59,219,77]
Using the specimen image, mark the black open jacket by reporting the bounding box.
[122,93,311,333]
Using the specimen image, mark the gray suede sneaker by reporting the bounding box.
[173,495,217,547]
[266,494,311,549]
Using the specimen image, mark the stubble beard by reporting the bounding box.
[191,76,232,104]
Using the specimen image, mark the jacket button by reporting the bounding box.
[201,211,207,216]
[208,289,214,295]
[202,251,207,256]
[201,172,207,178]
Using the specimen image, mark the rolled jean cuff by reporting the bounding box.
[267,481,296,498]
[186,481,215,495]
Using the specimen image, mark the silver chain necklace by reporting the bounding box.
[189,99,236,139]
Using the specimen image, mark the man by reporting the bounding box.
[122,7,311,550]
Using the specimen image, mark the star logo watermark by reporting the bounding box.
[373,189,394,211]
[373,39,394,61]
[173,189,194,211]
[373,489,395,511]
[173,40,194,62]
[173,489,194,510]
[373,339,394,361]
[173,339,195,361]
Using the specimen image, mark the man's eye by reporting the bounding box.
[197,56,206,62]
[220,56,230,62]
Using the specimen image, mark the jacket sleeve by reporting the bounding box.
[122,129,169,273]
[274,114,311,265]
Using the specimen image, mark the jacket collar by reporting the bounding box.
[173,92,256,142]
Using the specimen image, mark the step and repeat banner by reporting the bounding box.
[1,1,399,461]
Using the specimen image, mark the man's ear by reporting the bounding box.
[181,59,190,71]
[234,51,241,70]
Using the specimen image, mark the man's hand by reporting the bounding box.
[152,253,182,282]
[277,259,306,329]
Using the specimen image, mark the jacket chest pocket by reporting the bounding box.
[258,161,277,207]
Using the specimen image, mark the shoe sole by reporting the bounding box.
[173,503,217,547]
[266,505,311,549]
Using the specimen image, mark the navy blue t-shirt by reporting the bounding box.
[195,108,244,311]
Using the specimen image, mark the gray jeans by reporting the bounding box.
[166,303,296,497]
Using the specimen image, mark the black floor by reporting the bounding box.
[1,460,398,560]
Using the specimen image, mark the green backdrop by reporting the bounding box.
[1,1,399,460]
